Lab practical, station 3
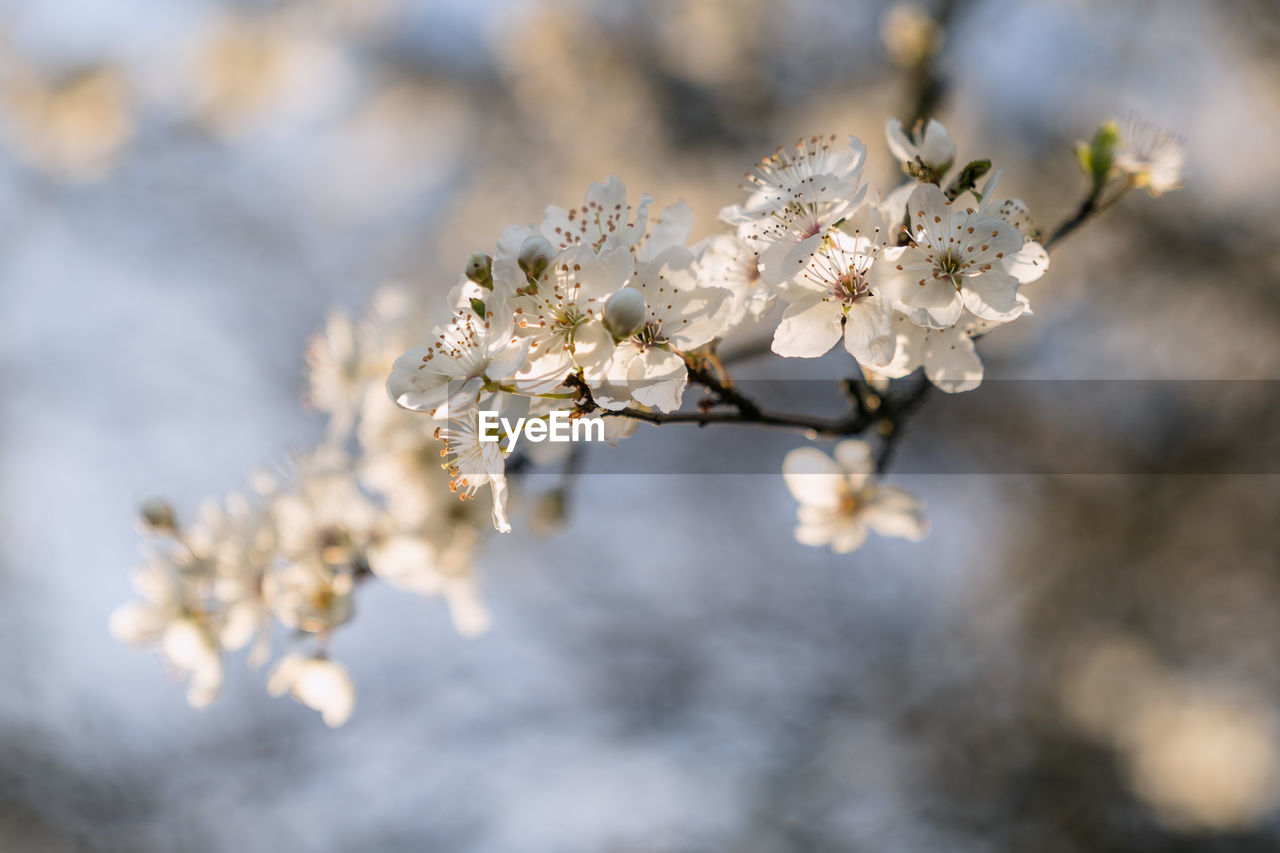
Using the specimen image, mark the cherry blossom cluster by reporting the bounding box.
[112,289,497,725]
[384,119,1057,543]
[114,116,1182,725]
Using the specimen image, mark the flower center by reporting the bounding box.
[838,490,864,516]
[633,320,667,348]
[552,304,586,331]
[935,250,967,287]
[773,202,825,240]
[833,268,871,305]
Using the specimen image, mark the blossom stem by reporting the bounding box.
[604,403,874,437]
[704,349,735,388]
[1045,178,1133,250]
[604,367,930,441]
[874,375,931,473]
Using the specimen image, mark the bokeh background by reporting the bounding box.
[3,0,1279,850]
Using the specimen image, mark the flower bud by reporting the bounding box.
[517,235,554,280]
[886,117,954,183]
[603,287,646,339]
[1077,119,1119,194]
[465,251,493,290]
[140,499,177,533]
[944,159,991,201]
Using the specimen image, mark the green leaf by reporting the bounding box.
[944,159,991,201]
[470,297,487,318]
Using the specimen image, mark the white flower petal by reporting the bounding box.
[833,440,874,477]
[628,347,688,412]
[922,327,983,393]
[1005,240,1049,285]
[920,119,955,169]
[864,486,929,541]
[960,272,1022,322]
[831,520,870,554]
[642,200,694,259]
[842,297,895,365]
[772,297,843,358]
[903,280,963,328]
[885,117,913,164]
[782,447,845,508]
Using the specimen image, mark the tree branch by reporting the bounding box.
[1044,178,1133,251]
[903,0,968,128]
[1044,189,1101,251]
[602,403,874,438]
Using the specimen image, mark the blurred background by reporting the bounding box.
[2,0,1279,849]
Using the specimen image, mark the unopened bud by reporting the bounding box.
[517,235,554,280]
[1077,119,1119,194]
[603,287,646,339]
[140,499,177,532]
[465,252,493,290]
[944,159,991,201]
[887,117,954,184]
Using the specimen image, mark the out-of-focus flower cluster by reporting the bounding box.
[1062,634,1279,830]
[112,287,494,725]
[115,114,1183,726]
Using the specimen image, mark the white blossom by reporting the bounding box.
[435,405,512,533]
[770,213,901,365]
[782,440,927,553]
[876,293,1030,393]
[638,199,695,261]
[305,310,362,440]
[358,391,492,629]
[590,246,732,412]
[880,182,1025,328]
[267,654,356,727]
[975,172,1049,285]
[509,244,633,393]
[885,117,955,177]
[110,551,228,708]
[367,534,490,636]
[386,308,527,417]
[694,233,773,326]
[262,559,355,633]
[1115,117,1185,197]
[721,135,869,286]
[272,450,378,567]
[542,175,654,253]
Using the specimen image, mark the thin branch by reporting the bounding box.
[874,375,932,473]
[601,366,929,443]
[602,404,873,438]
[684,359,761,418]
[903,0,968,128]
[1044,190,1100,251]
[1045,178,1132,251]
